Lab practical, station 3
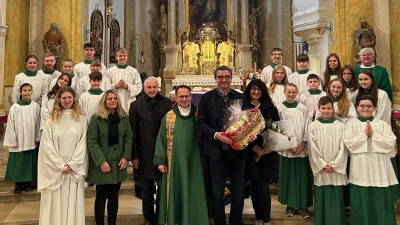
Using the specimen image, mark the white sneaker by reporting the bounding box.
[255,220,263,225]
[264,222,272,225]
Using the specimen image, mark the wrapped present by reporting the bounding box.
[222,100,266,149]
[262,119,297,152]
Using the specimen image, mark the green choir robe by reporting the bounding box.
[154,105,209,225]
[354,65,393,102]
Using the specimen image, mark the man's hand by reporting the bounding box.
[100,162,111,173]
[158,165,167,173]
[132,159,139,169]
[119,158,128,170]
[215,132,232,145]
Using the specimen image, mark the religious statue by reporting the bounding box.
[354,17,376,62]
[156,4,167,45]
[249,5,263,44]
[42,23,65,69]
[217,24,236,68]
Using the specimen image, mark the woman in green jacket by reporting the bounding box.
[87,89,133,225]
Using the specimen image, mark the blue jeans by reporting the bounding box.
[209,150,246,225]
[141,179,159,222]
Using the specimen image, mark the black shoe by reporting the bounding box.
[285,207,295,217]
[299,208,311,218]
[13,182,23,194]
[22,182,35,192]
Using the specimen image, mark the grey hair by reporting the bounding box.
[359,47,375,56]
[144,76,159,87]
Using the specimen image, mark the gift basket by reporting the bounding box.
[222,100,266,149]
[262,119,297,151]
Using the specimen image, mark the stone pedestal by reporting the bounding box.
[237,44,254,71]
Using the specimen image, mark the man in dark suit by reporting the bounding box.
[198,66,248,225]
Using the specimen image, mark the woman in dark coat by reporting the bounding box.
[244,79,280,225]
[87,90,133,225]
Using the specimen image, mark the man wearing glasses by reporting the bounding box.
[354,47,393,102]
[198,66,247,225]
[261,47,293,86]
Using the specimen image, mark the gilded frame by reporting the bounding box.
[185,0,231,40]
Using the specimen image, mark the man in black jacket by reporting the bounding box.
[198,66,247,225]
[130,77,172,225]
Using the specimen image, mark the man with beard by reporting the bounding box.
[42,23,65,70]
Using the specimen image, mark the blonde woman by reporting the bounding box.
[38,86,88,225]
[87,90,132,225]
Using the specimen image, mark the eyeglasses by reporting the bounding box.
[330,85,343,90]
[216,75,232,80]
[250,88,261,92]
[360,54,374,57]
[177,95,191,100]
[359,104,373,109]
[272,53,282,56]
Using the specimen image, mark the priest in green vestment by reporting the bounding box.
[154,85,209,225]
[354,47,393,102]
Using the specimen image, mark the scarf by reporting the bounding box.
[108,112,121,146]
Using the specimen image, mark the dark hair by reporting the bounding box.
[175,85,191,95]
[244,79,272,104]
[322,53,342,91]
[270,47,282,55]
[214,65,232,78]
[338,64,358,92]
[89,71,103,81]
[84,43,95,49]
[296,53,309,62]
[318,96,334,107]
[25,55,39,64]
[356,95,377,107]
[19,83,33,100]
[356,69,378,106]
[307,74,319,81]
[47,73,72,99]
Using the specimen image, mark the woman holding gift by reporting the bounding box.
[244,79,280,225]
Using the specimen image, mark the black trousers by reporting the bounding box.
[95,183,122,225]
[250,180,271,223]
[141,179,160,222]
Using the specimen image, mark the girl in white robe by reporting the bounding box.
[38,86,88,225]
[308,96,348,225]
[319,53,342,92]
[344,95,397,225]
[49,59,78,91]
[11,55,49,104]
[79,71,105,122]
[4,83,40,194]
[276,83,312,218]
[338,65,358,102]
[104,48,143,113]
[268,65,288,106]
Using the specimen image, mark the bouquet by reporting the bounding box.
[262,119,297,152]
[222,100,266,149]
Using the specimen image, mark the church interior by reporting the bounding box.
[0,0,400,224]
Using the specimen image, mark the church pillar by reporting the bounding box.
[237,0,253,72]
[0,0,8,113]
[124,0,136,67]
[29,0,45,60]
[389,0,400,106]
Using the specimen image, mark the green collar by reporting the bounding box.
[88,88,103,95]
[297,69,309,74]
[17,99,31,105]
[282,100,299,108]
[363,89,371,95]
[83,59,93,65]
[358,116,374,122]
[116,64,128,69]
[330,70,337,75]
[332,96,339,102]
[308,89,322,95]
[173,104,197,119]
[318,117,335,123]
[23,70,37,76]
[345,82,350,88]
[42,68,56,74]
[271,63,279,68]
[70,73,75,78]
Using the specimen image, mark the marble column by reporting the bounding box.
[237,0,253,72]
[28,0,45,60]
[372,0,391,77]
[0,0,8,113]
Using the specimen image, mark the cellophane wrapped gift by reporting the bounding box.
[222,100,266,149]
[262,119,297,151]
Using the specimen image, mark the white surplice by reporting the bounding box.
[299,90,326,119]
[79,91,104,122]
[315,101,357,125]
[49,75,78,91]
[261,64,292,85]
[38,110,88,225]
[288,70,320,96]
[73,61,107,80]
[11,71,49,104]
[269,84,286,106]
[76,75,111,99]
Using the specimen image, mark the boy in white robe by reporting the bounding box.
[76,59,111,99]
[276,83,313,219]
[308,96,348,225]
[104,48,142,113]
[4,83,40,194]
[79,71,104,122]
[261,47,292,85]
[74,42,107,80]
[344,95,398,225]
[288,53,320,96]
[299,74,326,121]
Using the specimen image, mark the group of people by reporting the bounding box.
[2,43,398,225]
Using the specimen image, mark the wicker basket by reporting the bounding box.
[223,108,266,149]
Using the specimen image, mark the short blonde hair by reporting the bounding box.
[116,47,128,55]
[50,86,83,123]
[95,90,128,119]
